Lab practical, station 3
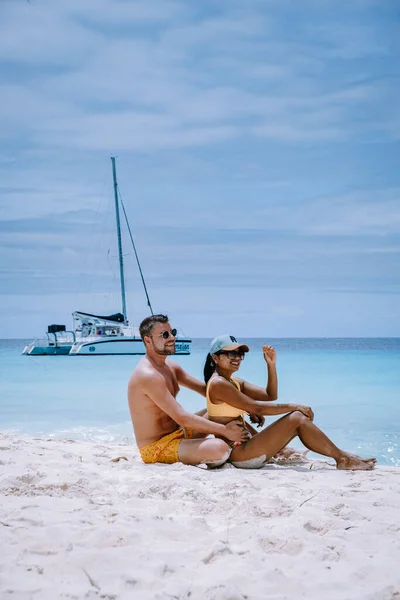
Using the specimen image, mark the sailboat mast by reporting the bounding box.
[111,157,127,324]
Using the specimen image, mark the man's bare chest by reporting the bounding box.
[160,368,180,397]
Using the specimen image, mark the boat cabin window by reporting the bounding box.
[96,327,120,336]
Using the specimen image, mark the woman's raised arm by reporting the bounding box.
[237,345,278,401]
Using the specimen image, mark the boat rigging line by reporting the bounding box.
[116,174,154,317]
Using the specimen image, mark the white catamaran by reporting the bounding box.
[22,158,191,356]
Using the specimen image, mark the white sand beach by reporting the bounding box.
[1,432,399,600]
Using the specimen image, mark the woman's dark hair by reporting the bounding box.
[204,352,217,383]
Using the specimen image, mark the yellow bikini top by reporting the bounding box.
[206,376,248,418]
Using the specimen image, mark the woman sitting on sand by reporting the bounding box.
[204,334,376,470]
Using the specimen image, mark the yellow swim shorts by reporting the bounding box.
[139,427,193,464]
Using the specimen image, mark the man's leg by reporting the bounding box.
[178,438,231,467]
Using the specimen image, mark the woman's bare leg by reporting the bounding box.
[230,411,376,470]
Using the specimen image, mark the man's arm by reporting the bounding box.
[195,408,207,417]
[169,362,206,397]
[141,372,247,442]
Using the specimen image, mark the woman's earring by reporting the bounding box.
[210,360,215,367]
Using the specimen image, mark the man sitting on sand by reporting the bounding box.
[128,314,248,466]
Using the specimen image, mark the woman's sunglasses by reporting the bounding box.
[218,350,245,360]
[159,328,177,339]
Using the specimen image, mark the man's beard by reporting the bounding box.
[155,344,175,356]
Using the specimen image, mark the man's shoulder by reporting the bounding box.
[129,359,163,387]
[166,359,180,374]
[167,359,192,378]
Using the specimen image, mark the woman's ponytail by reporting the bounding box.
[203,352,216,383]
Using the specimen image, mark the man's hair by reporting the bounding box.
[139,314,169,340]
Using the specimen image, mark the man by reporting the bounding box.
[128,314,248,466]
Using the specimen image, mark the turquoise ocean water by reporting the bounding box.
[1,338,399,466]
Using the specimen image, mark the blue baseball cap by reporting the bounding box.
[210,334,249,355]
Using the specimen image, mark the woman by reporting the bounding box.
[205,334,376,470]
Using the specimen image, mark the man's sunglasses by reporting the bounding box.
[218,350,245,360]
[159,328,177,339]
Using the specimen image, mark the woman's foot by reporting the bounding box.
[336,452,376,470]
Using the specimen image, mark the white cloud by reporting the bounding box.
[0,3,100,66]
[309,23,388,60]
[68,0,188,25]
[0,0,399,336]
[0,0,395,155]
[0,172,110,220]
[179,186,400,237]
[299,189,400,236]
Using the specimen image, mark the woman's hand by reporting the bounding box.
[262,345,276,366]
[224,421,250,443]
[249,413,265,428]
[294,405,314,421]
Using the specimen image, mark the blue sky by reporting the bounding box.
[0,0,399,338]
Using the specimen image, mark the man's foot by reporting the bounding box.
[336,453,376,470]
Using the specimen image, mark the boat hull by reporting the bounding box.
[22,344,73,356]
[68,337,191,355]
